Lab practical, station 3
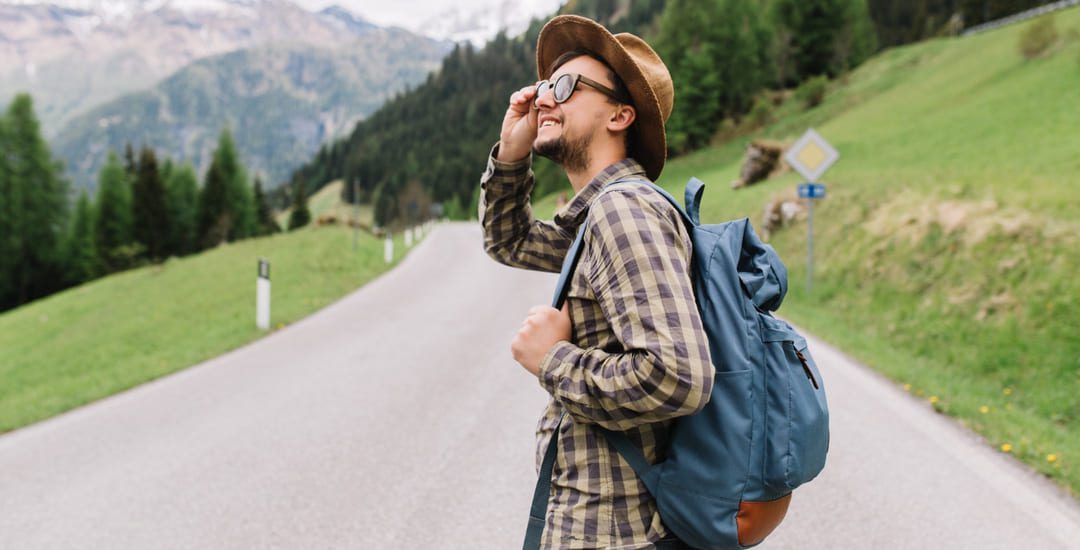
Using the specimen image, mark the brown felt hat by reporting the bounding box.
[536,15,673,181]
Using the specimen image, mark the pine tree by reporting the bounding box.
[64,190,99,284]
[132,147,170,260]
[287,178,311,231]
[197,128,255,247]
[253,176,281,235]
[124,142,137,180]
[372,179,397,228]
[656,0,770,152]
[835,0,878,72]
[166,163,199,256]
[0,108,13,305]
[774,0,875,80]
[95,151,135,271]
[218,129,255,240]
[159,157,174,186]
[776,0,837,79]
[0,94,69,309]
[226,164,256,241]
[197,150,230,249]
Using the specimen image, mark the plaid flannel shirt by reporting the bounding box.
[479,146,715,549]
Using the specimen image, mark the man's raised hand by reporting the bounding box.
[498,85,539,163]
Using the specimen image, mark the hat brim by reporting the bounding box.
[536,16,666,181]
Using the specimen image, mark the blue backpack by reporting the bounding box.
[525,178,830,550]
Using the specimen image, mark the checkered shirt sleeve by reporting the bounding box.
[477,146,573,273]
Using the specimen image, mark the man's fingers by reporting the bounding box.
[527,97,539,129]
[510,86,536,105]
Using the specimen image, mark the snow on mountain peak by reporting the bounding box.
[0,0,564,44]
[413,0,560,45]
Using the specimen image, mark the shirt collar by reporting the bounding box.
[554,158,648,228]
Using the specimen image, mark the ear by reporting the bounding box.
[607,104,636,133]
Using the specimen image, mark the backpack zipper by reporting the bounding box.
[795,349,819,390]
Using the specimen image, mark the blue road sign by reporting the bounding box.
[797,183,827,293]
[798,183,827,199]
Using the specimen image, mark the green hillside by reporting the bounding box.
[0,225,415,434]
[276,180,375,230]
[648,10,1077,493]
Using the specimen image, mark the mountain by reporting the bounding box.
[53,30,449,193]
[0,0,408,133]
[316,4,376,35]
[413,0,561,46]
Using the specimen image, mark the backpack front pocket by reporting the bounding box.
[758,314,830,494]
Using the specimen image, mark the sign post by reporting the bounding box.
[784,129,839,292]
[256,258,270,330]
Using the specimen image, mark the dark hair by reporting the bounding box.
[547,49,636,155]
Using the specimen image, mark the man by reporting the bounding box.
[478,15,714,550]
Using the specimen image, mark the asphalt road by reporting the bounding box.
[2,222,1078,549]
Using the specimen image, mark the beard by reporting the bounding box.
[533,130,591,173]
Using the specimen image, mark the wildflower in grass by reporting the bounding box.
[1003,388,1013,396]
[929,396,939,405]
[979,405,990,414]
[903,384,911,392]
[1001,443,1013,453]
[1047,454,1058,463]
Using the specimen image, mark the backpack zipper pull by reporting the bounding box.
[795,350,819,390]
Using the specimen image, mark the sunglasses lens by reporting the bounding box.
[554,74,574,103]
[534,80,550,105]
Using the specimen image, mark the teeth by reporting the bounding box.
[541,120,557,128]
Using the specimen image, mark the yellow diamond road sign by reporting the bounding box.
[784,129,839,182]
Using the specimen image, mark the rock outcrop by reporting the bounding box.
[732,139,786,189]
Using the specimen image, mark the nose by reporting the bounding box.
[534,82,556,110]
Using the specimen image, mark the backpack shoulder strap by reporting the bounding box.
[523,413,565,550]
[551,224,587,309]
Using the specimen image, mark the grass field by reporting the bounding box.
[275,179,374,229]
[0,225,417,433]
[647,10,1079,494]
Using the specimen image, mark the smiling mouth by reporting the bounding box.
[539,115,561,129]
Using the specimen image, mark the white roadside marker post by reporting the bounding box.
[384,234,394,264]
[405,228,413,248]
[352,179,359,253]
[256,258,270,330]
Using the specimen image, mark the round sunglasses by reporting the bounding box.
[534,73,633,108]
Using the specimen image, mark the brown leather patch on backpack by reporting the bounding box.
[737,493,792,547]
